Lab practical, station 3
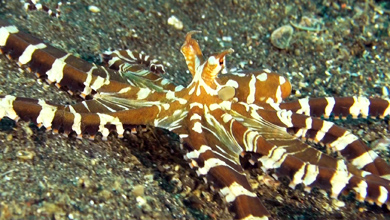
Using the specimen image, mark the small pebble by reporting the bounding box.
[222,36,232,41]
[77,176,93,188]
[98,189,112,200]
[322,201,331,211]
[6,134,12,141]
[275,195,284,203]
[88,5,101,13]
[144,174,154,183]
[371,137,390,151]
[22,123,33,137]
[167,15,183,30]
[16,150,35,160]
[132,185,145,197]
[136,196,152,213]
[37,202,65,215]
[332,199,345,208]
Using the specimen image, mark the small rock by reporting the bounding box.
[88,5,101,13]
[167,15,183,30]
[16,150,35,160]
[332,199,345,209]
[136,196,152,213]
[132,185,145,197]
[6,134,12,141]
[77,176,93,188]
[98,189,112,200]
[37,202,65,216]
[275,195,284,203]
[144,174,154,183]
[371,137,390,151]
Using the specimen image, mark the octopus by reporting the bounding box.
[0,3,390,219]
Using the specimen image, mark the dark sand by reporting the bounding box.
[0,1,390,219]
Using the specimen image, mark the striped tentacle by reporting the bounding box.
[276,97,390,177]
[0,95,165,140]
[24,0,62,18]
[102,49,166,75]
[0,95,86,135]
[0,95,63,129]
[294,113,390,178]
[0,21,145,98]
[247,107,390,177]
[214,102,390,209]
[278,96,390,119]
[101,49,182,92]
[180,31,204,77]
[180,106,271,220]
[254,140,390,209]
[65,94,187,130]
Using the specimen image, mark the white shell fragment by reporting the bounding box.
[168,15,184,30]
[270,25,294,49]
[88,5,101,13]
